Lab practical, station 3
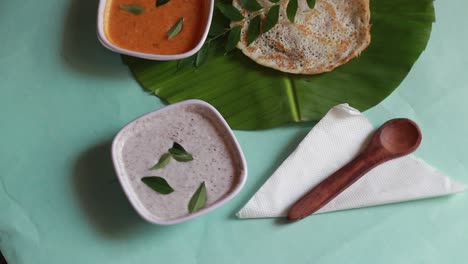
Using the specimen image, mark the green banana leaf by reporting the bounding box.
[123,0,435,130]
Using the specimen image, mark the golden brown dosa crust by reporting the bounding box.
[233,0,371,74]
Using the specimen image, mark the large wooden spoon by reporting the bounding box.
[288,118,422,221]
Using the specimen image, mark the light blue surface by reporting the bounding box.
[1,0,467,263]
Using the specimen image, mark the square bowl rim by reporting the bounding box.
[111,99,248,225]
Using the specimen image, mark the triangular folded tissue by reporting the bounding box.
[237,104,466,218]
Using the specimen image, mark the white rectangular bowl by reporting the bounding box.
[111,100,248,225]
[97,0,214,60]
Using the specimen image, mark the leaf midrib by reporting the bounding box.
[285,77,301,122]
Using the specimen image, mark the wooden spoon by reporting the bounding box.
[287,118,422,221]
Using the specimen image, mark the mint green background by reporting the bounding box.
[1,0,467,263]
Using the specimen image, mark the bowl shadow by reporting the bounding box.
[0,250,6,264]
[72,141,153,239]
[61,0,126,78]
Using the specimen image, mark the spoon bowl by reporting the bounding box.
[378,118,422,156]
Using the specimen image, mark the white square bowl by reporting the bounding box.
[97,0,214,60]
[111,100,248,225]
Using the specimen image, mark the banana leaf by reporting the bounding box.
[123,0,435,130]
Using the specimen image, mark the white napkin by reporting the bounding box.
[237,104,466,218]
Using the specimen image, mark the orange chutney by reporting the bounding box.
[104,0,207,55]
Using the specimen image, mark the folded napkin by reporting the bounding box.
[237,104,466,218]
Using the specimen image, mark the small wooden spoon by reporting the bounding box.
[287,118,422,221]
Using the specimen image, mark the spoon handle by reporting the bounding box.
[287,151,384,221]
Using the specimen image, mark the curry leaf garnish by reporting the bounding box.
[176,28,231,69]
[269,0,281,3]
[177,56,195,71]
[225,26,242,53]
[239,0,262,11]
[156,0,170,6]
[209,24,228,37]
[167,18,184,39]
[120,4,144,15]
[287,0,298,23]
[195,42,211,67]
[216,3,244,21]
[188,182,207,213]
[247,15,262,46]
[168,142,193,161]
[263,5,280,34]
[209,6,231,37]
[149,153,172,170]
[306,0,316,9]
[141,176,174,194]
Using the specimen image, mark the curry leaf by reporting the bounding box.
[167,18,184,39]
[141,177,174,194]
[209,24,228,37]
[269,0,281,3]
[177,56,195,71]
[240,0,262,11]
[217,3,244,21]
[225,26,242,53]
[263,5,280,34]
[156,0,170,7]
[168,142,193,161]
[209,7,231,37]
[287,0,298,22]
[195,42,211,67]
[149,153,172,170]
[247,15,262,46]
[306,0,316,9]
[120,4,144,15]
[188,182,207,213]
